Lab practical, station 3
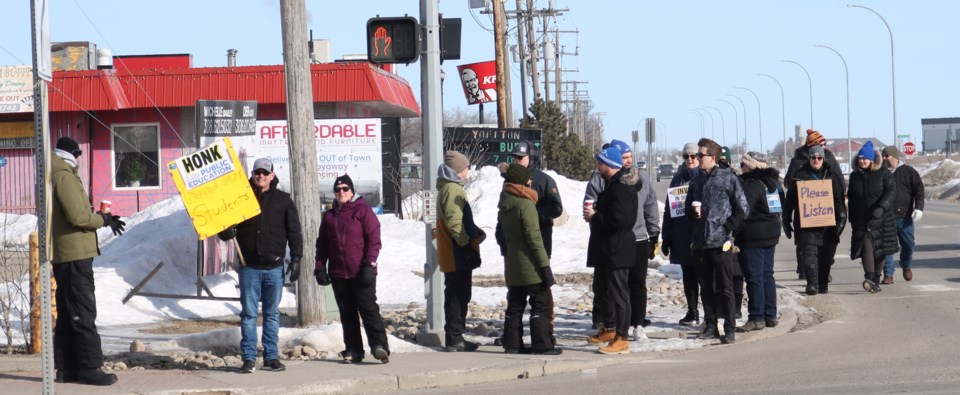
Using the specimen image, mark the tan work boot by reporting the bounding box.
[587,328,616,344]
[598,335,630,355]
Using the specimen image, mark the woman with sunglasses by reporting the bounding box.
[660,143,703,326]
[315,174,390,363]
[782,145,847,296]
[847,141,898,293]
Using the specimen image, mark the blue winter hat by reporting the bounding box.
[857,140,876,161]
[596,146,623,169]
[610,139,632,154]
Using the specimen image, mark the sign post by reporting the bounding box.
[903,141,916,158]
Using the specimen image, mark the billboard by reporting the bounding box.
[195,100,257,144]
[457,61,497,105]
[443,127,542,167]
[0,66,34,113]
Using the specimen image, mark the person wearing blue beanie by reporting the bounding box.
[857,140,876,161]
[610,139,632,154]
[596,146,623,169]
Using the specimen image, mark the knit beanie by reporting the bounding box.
[882,145,901,160]
[56,137,82,158]
[610,139,632,154]
[805,129,826,147]
[333,174,354,192]
[504,163,530,185]
[444,150,469,172]
[741,152,768,170]
[857,140,876,161]
[808,144,825,158]
[720,146,732,163]
[596,146,623,169]
[682,143,698,155]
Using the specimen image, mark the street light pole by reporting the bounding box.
[814,44,853,165]
[656,120,667,159]
[719,99,740,159]
[780,60,814,130]
[697,108,716,140]
[727,94,748,156]
[848,4,897,145]
[704,106,726,146]
[734,87,763,154]
[689,110,704,138]
[757,73,788,167]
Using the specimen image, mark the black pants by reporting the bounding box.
[591,269,603,328]
[501,284,553,351]
[629,240,650,327]
[695,248,737,332]
[799,242,838,290]
[443,270,473,345]
[331,275,389,354]
[681,263,699,314]
[53,259,104,370]
[596,267,631,337]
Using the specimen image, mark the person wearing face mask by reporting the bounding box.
[661,143,703,326]
[847,141,898,293]
[314,174,390,364]
[51,137,125,386]
[218,158,303,373]
[880,146,924,284]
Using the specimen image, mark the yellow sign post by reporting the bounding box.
[167,138,260,239]
[797,179,836,228]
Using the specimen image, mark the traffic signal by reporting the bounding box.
[366,17,420,64]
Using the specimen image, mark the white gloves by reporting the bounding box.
[912,209,923,223]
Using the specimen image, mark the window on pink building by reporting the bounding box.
[112,123,160,189]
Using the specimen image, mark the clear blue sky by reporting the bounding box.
[3,1,957,155]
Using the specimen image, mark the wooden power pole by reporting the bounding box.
[279,0,324,326]
[525,0,540,101]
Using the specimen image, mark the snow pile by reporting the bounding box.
[920,159,960,199]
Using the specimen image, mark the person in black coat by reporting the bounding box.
[585,146,638,354]
[880,146,924,283]
[734,153,784,332]
[782,145,846,295]
[661,143,702,326]
[848,141,898,293]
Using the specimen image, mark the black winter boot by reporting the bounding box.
[862,273,881,293]
[77,368,118,386]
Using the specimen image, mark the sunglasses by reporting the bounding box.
[334,186,351,193]
[253,169,272,176]
[810,156,824,161]
[696,152,713,158]
[683,154,697,160]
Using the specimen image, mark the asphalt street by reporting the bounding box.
[399,175,960,394]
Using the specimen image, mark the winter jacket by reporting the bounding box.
[229,176,303,269]
[785,145,847,191]
[586,168,638,269]
[498,183,550,286]
[848,163,899,259]
[783,162,846,247]
[661,165,700,265]
[436,164,482,273]
[621,167,661,242]
[735,168,784,249]
[316,196,382,280]
[685,165,749,250]
[889,162,925,219]
[583,170,604,203]
[51,151,105,264]
[531,168,563,255]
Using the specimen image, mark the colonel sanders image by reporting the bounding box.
[460,67,497,104]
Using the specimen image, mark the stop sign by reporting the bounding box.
[903,142,917,155]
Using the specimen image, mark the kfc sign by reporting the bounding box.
[457,61,497,105]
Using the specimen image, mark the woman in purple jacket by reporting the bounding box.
[314,175,389,364]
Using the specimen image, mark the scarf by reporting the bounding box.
[503,182,538,203]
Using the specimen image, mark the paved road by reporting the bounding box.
[400,181,960,394]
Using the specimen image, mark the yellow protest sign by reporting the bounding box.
[797,179,836,228]
[168,138,260,239]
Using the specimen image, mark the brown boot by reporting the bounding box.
[882,275,894,285]
[587,328,616,344]
[903,268,913,281]
[598,335,630,355]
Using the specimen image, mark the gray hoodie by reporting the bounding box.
[584,167,660,241]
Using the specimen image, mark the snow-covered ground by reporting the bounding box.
[0,166,801,356]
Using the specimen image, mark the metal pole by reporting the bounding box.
[515,0,528,117]
[780,60,814,130]
[705,105,726,147]
[814,44,853,165]
[727,94,748,156]
[718,99,747,157]
[698,107,715,140]
[656,121,666,159]
[689,110,705,138]
[734,87,763,154]
[419,0,444,346]
[848,4,897,145]
[757,74,788,167]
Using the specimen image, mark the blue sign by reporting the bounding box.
[0,156,7,168]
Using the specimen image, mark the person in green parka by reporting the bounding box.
[497,164,561,355]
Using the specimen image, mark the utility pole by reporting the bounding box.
[279,0,324,326]
[513,0,528,117]
[554,29,561,107]
[541,7,550,103]
[493,0,511,127]
[525,0,540,101]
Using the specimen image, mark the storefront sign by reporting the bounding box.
[168,137,261,239]
[0,122,35,149]
[797,179,836,228]
[195,100,257,142]
[443,127,542,166]
[0,67,34,113]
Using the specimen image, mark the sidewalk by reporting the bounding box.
[0,307,796,394]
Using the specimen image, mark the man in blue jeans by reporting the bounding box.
[220,158,303,373]
[881,146,924,284]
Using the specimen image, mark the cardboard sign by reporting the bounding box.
[667,185,688,218]
[168,138,261,239]
[796,180,836,228]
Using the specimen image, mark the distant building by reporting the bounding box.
[825,137,890,161]
[921,117,960,153]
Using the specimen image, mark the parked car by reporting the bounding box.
[656,163,675,182]
[637,160,647,170]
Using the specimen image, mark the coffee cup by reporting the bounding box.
[691,201,702,219]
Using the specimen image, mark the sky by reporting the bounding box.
[2,1,958,154]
